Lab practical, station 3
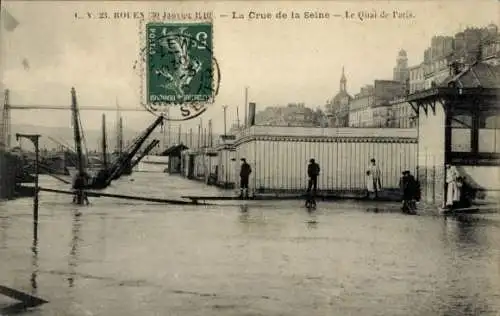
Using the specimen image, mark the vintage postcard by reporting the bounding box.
[0,0,499,315]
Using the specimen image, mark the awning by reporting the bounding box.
[160,144,189,156]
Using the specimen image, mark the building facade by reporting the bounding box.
[410,25,500,93]
[348,80,406,127]
[325,67,353,127]
[407,60,500,206]
[393,49,410,84]
[409,64,425,94]
[254,103,324,127]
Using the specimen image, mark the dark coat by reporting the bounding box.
[240,162,252,178]
[399,174,419,200]
[308,163,320,177]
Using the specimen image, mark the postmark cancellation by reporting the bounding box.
[137,16,219,120]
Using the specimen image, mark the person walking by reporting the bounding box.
[239,158,252,198]
[367,158,382,198]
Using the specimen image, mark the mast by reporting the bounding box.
[70,87,84,177]
[115,97,122,154]
[101,114,108,169]
[167,119,172,148]
[244,86,248,127]
[177,124,181,144]
[162,119,166,152]
[197,124,201,148]
[208,119,213,147]
[236,107,240,128]
[189,128,193,147]
[200,118,204,147]
[118,117,123,154]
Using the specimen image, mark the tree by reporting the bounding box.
[312,108,327,127]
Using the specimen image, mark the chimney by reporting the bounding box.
[248,103,256,126]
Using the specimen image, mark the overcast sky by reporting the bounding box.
[1,0,498,133]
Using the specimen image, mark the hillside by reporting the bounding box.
[10,124,220,153]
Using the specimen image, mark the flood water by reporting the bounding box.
[0,173,499,315]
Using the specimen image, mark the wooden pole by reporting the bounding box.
[236,106,240,128]
[189,128,193,147]
[208,119,212,147]
[197,124,201,148]
[244,87,248,127]
[178,124,181,144]
[70,88,85,205]
[223,106,227,136]
[101,114,108,169]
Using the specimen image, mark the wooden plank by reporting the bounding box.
[0,285,48,307]
[181,195,308,201]
[181,195,401,202]
[37,187,208,205]
[439,205,499,215]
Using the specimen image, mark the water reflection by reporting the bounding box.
[68,210,82,288]
[443,215,485,249]
[237,205,272,234]
[0,214,9,250]
[305,207,318,229]
[438,215,494,315]
[30,221,39,295]
[98,215,107,261]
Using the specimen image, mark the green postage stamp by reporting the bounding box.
[141,20,218,119]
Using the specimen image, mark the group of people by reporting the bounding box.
[238,157,422,211]
[238,156,474,212]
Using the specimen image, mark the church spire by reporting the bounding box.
[340,66,347,92]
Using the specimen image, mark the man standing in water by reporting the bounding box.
[306,159,320,208]
[399,170,419,212]
[239,158,252,198]
[307,159,320,194]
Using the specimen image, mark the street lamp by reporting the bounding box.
[16,133,41,224]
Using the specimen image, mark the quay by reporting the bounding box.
[1,172,500,315]
[174,85,500,213]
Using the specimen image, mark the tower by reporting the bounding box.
[393,50,409,83]
[340,66,347,92]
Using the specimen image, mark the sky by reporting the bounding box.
[1,0,498,134]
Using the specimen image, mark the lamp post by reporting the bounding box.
[16,133,41,224]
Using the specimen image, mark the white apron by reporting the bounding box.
[445,166,461,206]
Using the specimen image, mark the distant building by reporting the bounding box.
[393,49,410,84]
[325,67,352,127]
[349,80,406,127]
[418,25,500,90]
[254,103,321,127]
[409,64,425,93]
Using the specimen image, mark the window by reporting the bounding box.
[450,111,472,152]
[451,113,472,128]
[478,111,500,153]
